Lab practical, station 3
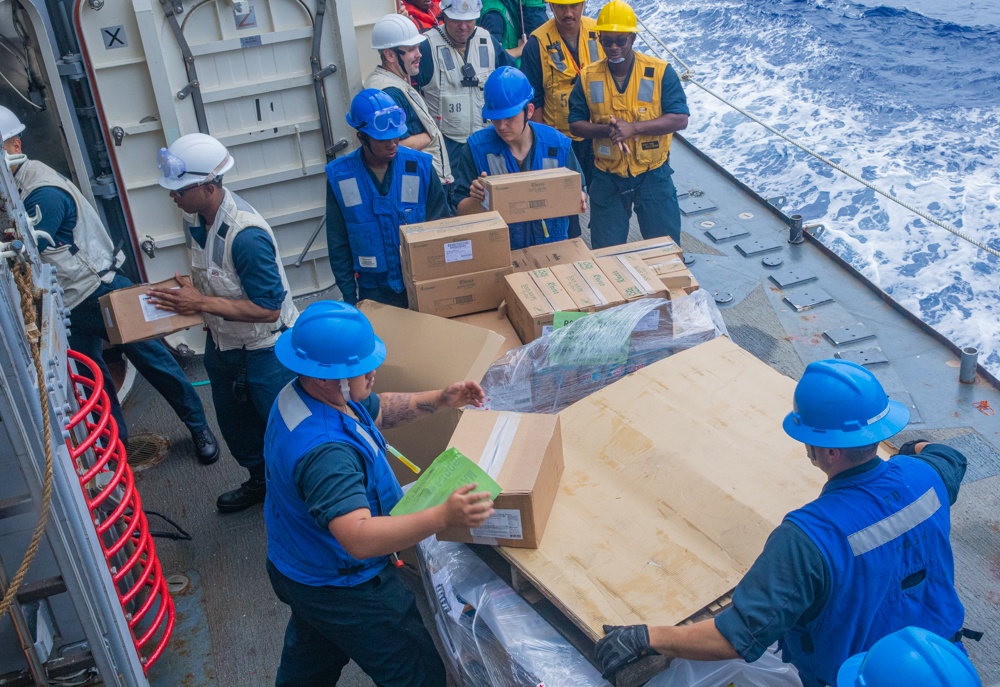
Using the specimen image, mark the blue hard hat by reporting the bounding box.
[783,359,909,448]
[346,89,408,140]
[837,627,982,687]
[275,301,387,379]
[482,67,535,120]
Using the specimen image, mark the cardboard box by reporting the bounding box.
[400,212,511,282]
[99,278,204,345]
[596,255,668,301]
[406,266,513,318]
[511,237,593,272]
[357,302,504,486]
[450,309,522,360]
[551,263,603,312]
[439,411,563,548]
[591,236,683,262]
[526,268,577,313]
[571,260,625,310]
[646,256,700,293]
[504,272,556,344]
[481,168,582,224]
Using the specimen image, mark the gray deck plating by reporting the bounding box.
[126,136,1000,685]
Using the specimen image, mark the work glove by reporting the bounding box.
[896,439,929,456]
[595,624,658,680]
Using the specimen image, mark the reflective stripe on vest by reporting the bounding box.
[264,381,403,587]
[423,26,497,143]
[531,17,603,139]
[184,188,298,351]
[325,146,433,293]
[364,66,454,184]
[467,122,572,249]
[15,160,122,310]
[780,456,965,687]
[581,52,672,177]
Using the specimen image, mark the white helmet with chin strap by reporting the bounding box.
[0,106,26,143]
[156,133,235,191]
[372,13,427,50]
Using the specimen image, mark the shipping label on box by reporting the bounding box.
[572,260,625,309]
[406,266,512,318]
[99,278,204,345]
[439,411,564,548]
[482,168,582,225]
[504,272,557,343]
[511,237,593,272]
[400,212,511,282]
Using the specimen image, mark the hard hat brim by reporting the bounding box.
[483,101,530,120]
[366,122,410,140]
[782,397,910,448]
[595,23,637,32]
[274,328,388,380]
[1,123,26,142]
[442,9,481,19]
[373,34,427,49]
[157,175,197,191]
[547,0,585,4]
[835,653,864,687]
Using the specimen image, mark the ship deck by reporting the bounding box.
[126,137,1000,686]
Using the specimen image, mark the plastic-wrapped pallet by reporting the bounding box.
[417,536,611,687]
[645,649,802,687]
[482,291,728,414]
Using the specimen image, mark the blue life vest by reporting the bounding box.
[264,381,403,587]
[326,146,433,293]
[780,456,965,687]
[467,122,573,250]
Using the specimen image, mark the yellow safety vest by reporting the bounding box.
[581,52,672,177]
[531,17,604,140]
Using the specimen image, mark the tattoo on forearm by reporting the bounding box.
[380,394,439,430]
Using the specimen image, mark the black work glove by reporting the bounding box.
[896,439,930,456]
[595,624,658,680]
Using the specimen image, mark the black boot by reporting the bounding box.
[217,477,266,513]
[191,427,220,465]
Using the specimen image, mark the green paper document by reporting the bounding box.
[390,447,502,517]
[552,310,589,330]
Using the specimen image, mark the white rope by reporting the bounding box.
[0,69,44,110]
[634,14,1000,260]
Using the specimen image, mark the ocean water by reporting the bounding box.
[631,0,1000,374]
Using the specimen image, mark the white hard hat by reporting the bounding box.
[372,13,427,50]
[440,0,482,21]
[0,106,26,143]
[156,133,234,191]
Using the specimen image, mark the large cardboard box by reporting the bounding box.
[511,237,593,272]
[400,213,511,282]
[571,260,626,310]
[526,268,576,313]
[450,309,522,360]
[439,411,563,548]
[481,168,582,225]
[357,302,504,486]
[592,236,683,262]
[405,266,512,318]
[596,255,668,301]
[551,263,603,312]
[503,270,579,343]
[99,278,204,345]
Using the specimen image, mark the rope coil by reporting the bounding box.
[634,14,1000,260]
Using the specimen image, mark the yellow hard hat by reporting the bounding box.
[547,0,584,5]
[595,0,637,32]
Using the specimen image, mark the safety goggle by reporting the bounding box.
[365,106,407,133]
[598,35,631,48]
[156,147,230,183]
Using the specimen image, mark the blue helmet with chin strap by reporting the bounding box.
[482,67,535,120]
[783,359,909,448]
[837,626,981,687]
[346,89,408,140]
[274,301,386,380]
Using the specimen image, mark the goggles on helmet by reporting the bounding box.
[157,147,230,184]
[365,106,407,133]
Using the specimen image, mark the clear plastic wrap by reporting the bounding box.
[417,536,611,687]
[645,649,802,687]
[482,291,728,414]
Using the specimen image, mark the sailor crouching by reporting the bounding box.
[264,301,494,686]
[0,105,219,466]
[149,133,299,513]
[452,67,587,249]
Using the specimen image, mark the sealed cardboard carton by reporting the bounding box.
[504,272,555,344]
[100,278,204,345]
[571,260,625,310]
[439,411,563,548]
[400,213,511,282]
[592,236,683,262]
[596,255,668,301]
[511,237,593,272]
[527,268,576,313]
[481,168,582,224]
[551,263,603,312]
[406,266,512,318]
